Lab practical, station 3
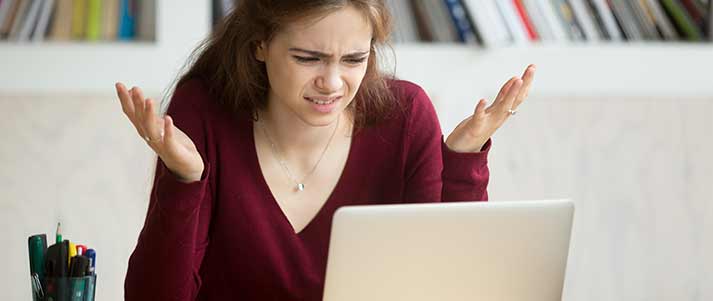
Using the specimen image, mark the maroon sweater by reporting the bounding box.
[124,79,491,300]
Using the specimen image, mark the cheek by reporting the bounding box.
[269,62,308,98]
[345,66,368,94]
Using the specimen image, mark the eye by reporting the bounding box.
[344,57,367,65]
[293,56,319,63]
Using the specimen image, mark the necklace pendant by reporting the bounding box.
[297,183,305,192]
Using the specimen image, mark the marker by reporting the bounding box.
[28,234,47,281]
[55,222,62,244]
[68,241,77,268]
[76,244,87,256]
[85,249,96,275]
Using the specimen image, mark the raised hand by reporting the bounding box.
[445,64,536,153]
[115,83,205,182]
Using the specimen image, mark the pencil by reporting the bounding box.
[56,222,62,244]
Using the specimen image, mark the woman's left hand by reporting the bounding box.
[445,64,536,153]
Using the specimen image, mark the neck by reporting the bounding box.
[257,104,350,160]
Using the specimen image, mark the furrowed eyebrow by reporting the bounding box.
[288,47,369,59]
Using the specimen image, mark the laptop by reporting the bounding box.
[322,199,574,301]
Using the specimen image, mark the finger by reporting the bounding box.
[473,98,487,119]
[513,64,536,110]
[130,87,147,137]
[144,98,164,143]
[161,115,176,154]
[486,77,517,114]
[501,78,523,116]
[115,82,136,120]
[164,115,174,142]
[493,78,514,103]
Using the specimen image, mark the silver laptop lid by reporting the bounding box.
[323,199,574,301]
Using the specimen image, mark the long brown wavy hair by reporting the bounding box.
[168,0,398,129]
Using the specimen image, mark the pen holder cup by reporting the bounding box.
[32,274,97,301]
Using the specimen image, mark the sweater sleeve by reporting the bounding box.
[124,80,214,300]
[401,82,490,203]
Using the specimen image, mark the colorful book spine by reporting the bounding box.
[118,0,135,40]
[512,0,539,41]
[102,0,119,40]
[444,0,478,43]
[71,0,87,40]
[86,0,102,41]
[660,0,703,41]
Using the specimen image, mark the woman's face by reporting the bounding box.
[255,5,373,127]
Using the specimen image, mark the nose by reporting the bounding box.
[315,65,343,93]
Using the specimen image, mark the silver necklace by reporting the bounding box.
[259,117,340,192]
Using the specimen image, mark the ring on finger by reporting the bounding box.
[507,109,517,116]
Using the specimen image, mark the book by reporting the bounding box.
[680,0,705,27]
[0,0,16,36]
[708,0,712,40]
[535,0,569,42]
[584,0,612,40]
[568,0,602,41]
[16,0,43,41]
[0,0,22,39]
[410,0,433,41]
[660,0,703,41]
[626,0,660,39]
[137,0,155,41]
[30,0,53,41]
[462,0,512,47]
[102,0,119,40]
[551,0,586,41]
[118,0,136,40]
[609,0,644,40]
[49,0,72,41]
[385,0,419,43]
[588,0,623,41]
[522,0,554,41]
[444,0,478,43]
[71,0,87,40]
[494,0,529,44]
[512,0,539,41]
[86,0,102,41]
[641,0,679,40]
[422,0,459,42]
[7,0,30,40]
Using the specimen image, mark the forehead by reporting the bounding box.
[275,5,373,52]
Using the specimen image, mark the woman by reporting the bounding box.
[117,0,534,300]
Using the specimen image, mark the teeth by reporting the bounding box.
[307,98,335,105]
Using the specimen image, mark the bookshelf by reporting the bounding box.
[0,0,712,99]
[0,0,211,95]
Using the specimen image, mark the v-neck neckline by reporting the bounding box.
[248,118,356,237]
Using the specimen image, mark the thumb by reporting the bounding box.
[474,99,487,118]
[163,115,175,142]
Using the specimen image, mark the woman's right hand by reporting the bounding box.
[116,82,205,183]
